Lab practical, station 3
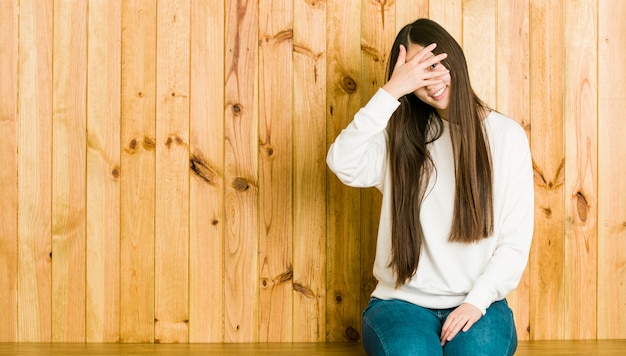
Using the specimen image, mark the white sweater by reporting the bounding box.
[326,88,534,314]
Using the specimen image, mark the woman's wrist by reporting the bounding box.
[381,82,404,100]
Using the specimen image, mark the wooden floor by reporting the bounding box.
[1,340,626,355]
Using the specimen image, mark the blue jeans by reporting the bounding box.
[362,298,517,356]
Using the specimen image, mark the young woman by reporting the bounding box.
[326,18,534,355]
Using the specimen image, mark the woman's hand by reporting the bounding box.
[440,303,482,346]
[382,43,449,99]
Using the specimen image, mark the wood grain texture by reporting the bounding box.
[16,0,53,342]
[293,0,327,342]
[258,0,294,342]
[4,0,626,342]
[86,0,121,343]
[0,0,18,342]
[3,340,626,354]
[529,0,566,340]
[395,0,429,31]
[154,0,191,344]
[359,0,395,314]
[120,0,157,343]
[326,0,362,343]
[51,0,88,342]
[428,0,462,43]
[224,0,259,342]
[189,0,225,343]
[496,0,530,132]
[496,0,531,341]
[597,0,626,339]
[563,0,598,340]
[463,0,496,107]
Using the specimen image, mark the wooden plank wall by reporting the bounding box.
[0,0,625,343]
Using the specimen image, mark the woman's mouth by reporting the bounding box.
[432,86,447,100]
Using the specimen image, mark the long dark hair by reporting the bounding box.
[386,19,494,287]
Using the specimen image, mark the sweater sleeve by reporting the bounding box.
[326,88,400,189]
[463,121,535,315]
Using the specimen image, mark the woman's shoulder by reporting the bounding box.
[484,111,528,141]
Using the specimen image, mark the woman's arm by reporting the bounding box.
[326,88,399,189]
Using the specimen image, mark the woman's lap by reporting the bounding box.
[361,298,517,356]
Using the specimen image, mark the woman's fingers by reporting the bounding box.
[397,44,407,64]
[440,304,482,346]
[423,52,448,68]
[383,43,449,98]
[408,42,438,64]
[440,316,465,345]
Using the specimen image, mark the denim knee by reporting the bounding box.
[361,298,443,355]
[443,299,517,356]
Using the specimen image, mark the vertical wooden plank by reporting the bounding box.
[292,0,327,342]
[17,0,53,342]
[563,0,597,340]
[224,0,259,343]
[463,0,496,107]
[86,0,121,342]
[0,0,18,342]
[395,0,428,30]
[154,0,191,344]
[189,0,225,343]
[597,0,626,340]
[529,0,565,340]
[496,0,531,341]
[496,0,530,132]
[51,0,87,342]
[428,0,462,44]
[258,0,294,342]
[120,0,157,343]
[360,0,395,316]
[326,0,362,343]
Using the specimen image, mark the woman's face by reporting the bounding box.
[406,43,451,120]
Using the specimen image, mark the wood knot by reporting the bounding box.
[304,0,322,6]
[143,136,156,150]
[111,166,120,179]
[335,294,343,303]
[542,207,552,217]
[276,268,293,283]
[576,191,588,222]
[232,104,242,114]
[259,29,293,46]
[232,178,249,191]
[342,76,357,93]
[293,283,315,298]
[345,326,360,342]
[190,153,217,184]
[129,138,138,150]
[165,135,185,149]
[266,145,274,156]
